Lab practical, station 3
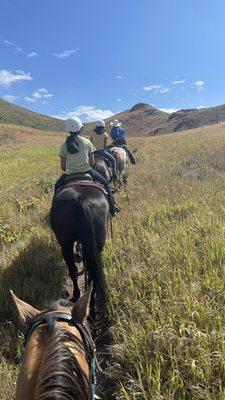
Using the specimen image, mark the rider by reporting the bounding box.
[110,119,136,165]
[55,117,120,216]
[90,120,117,180]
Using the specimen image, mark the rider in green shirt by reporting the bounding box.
[55,117,119,216]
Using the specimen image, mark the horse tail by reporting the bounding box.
[76,198,108,301]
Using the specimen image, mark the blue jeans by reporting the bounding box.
[96,149,116,175]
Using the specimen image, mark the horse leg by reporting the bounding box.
[74,242,83,263]
[61,243,80,302]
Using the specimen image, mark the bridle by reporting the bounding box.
[24,311,96,400]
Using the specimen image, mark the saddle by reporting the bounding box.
[56,179,107,197]
[64,172,92,183]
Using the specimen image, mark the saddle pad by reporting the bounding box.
[57,181,107,196]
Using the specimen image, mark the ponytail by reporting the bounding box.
[66,132,79,154]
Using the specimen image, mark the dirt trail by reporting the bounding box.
[63,262,116,399]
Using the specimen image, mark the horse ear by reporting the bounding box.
[72,283,93,323]
[10,290,40,326]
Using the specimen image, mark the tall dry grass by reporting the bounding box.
[0,123,225,399]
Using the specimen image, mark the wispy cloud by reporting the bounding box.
[24,88,53,103]
[116,75,123,79]
[194,80,205,91]
[27,52,38,58]
[54,105,114,122]
[117,98,122,102]
[160,107,180,114]
[0,69,32,87]
[53,48,78,59]
[4,40,14,46]
[15,46,23,53]
[143,84,170,94]
[172,79,186,85]
[2,94,19,103]
[3,39,23,53]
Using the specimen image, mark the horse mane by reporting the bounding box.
[34,300,89,400]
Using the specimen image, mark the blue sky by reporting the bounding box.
[1,0,225,121]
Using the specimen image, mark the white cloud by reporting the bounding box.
[3,39,23,53]
[117,98,122,102]
[24,96,36,103]
[54,105,114,122]
[2,95,19,103]
[116,75,123,79]
[160,107,180,114]
[24,88,53,103]
[197,105,204,109]
[53,48,78,59]
[15,46,23,53]
[143,84,170,94]
[27,52,38,58]
[194,80,205,91]
[0,69,32,87]
[4,40,14,46]
[172,79,186,85]
[37,88,48,93]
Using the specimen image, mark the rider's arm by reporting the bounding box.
[60,156,66,171]
[89,153,95,167]
[103,137,107,148]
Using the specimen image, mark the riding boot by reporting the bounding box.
[121,144,136,165]
[107,189,120,216]
[127,149,136,165]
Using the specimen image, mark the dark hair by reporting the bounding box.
[94,126,105,135]
[66,132,79,154]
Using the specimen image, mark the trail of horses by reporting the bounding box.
[1,128,225,399]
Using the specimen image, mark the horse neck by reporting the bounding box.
[15,323,89,400]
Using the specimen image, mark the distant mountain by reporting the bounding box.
[150,104,225,135]
[1,98,225,137]
[0,99,64,131]
[104,103,169,136]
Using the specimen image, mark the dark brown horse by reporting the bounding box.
[11,286,99,400]
[50,185,109,316]
[94,155,112,183]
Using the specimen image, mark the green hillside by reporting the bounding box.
[2,98,225,138]
[0,98,64,131]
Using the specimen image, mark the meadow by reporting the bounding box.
[0,123,225,399]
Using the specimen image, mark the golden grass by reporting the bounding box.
[0,122,225,399]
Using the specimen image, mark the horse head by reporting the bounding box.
[11,285,97,400]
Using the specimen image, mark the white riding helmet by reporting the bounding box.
[65,117,83,133]
[95,119,105,128]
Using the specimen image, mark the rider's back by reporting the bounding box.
[59,136,95,174]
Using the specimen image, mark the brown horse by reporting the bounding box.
[11,286,99,400]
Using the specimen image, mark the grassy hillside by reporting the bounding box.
[0,98,169,136]
[0,99,64,131]
[151,104,225,136]
[0,123,225,399]
[105,103,169,137]
[2,97,225,138]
